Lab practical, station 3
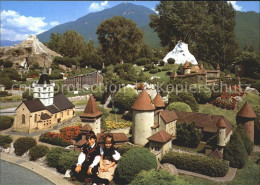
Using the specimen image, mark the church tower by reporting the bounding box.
[132,90,155,146]
[80,95,102,134]
[32,65,55,106]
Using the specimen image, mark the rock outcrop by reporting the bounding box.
[0,35,61,69]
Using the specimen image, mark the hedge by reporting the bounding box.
[46,147,70,168]
[29,144,49,161]
[167,102,192,112]
[117,144,137,156]
[0,116,14,131]
[13,137,37,156]
[39,132,70,147]
[161,151,229,177]
[0,134,13,148]
[149,69,158,74]
[57,150,80,174]
[117,147,157,183]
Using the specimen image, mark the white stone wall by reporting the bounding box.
[165,120,177,136]
[133,110,154,146]
[162,140,172,156]
[88,118,101,134]
[218,128,226,146]
[33,84,55,106]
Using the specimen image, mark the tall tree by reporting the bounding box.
[60,30,88,58]
[150,1,238,69]
[96,16,144,65]
[47,33,63,53]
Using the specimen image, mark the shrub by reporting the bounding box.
[176,122,203,148]
[236,125,253,155]
[117,147,157,183]
[0,91,9,97]
[57,150,80,174]
[114,87,137,112]
[144,64,154,70]
[192,85,212,104]
[151,57,160,65]
[3,61,13,68]
[22,89,33,101]
[135,58,150,66]
[162,65,172,71]
[224,131,248,168]
[0,134,13,148]
[161,151,229,177]
[0,116,14,131]
[117,144,137,156]
[130,169,188,185]
[29,144,49,161]
[13,137,37,156]
[91,85,105,101]
[46,147,70,168]
[159,61,165,66]
[167,58,175,64]
[251,81,260,92]
[168,92,198,112]
[149,69,158,74]
[167,102,192,112]
[39,132,70,147]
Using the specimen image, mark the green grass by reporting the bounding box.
[238,92,260,114]
[134,64,179,82]
[173,142,206,153]
[106,113,126,122]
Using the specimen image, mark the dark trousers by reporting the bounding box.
[70,163,98,182]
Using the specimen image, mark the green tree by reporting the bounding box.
[138,43,154,60]
[114,87,137,112]
[167,102,192,112]
[168,92,198,112]
[3,61,13,68]
[150,1,238,68]
[130,169,189,185]
[176,122,203,148]
[97,16,143,64]
[117,147,157,183]
[236,125,254,155]
[47,33,63,53]
[60,30,88,57]
[22,89,33,101]
[224,131,248,168]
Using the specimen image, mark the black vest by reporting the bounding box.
[82,143,100,166]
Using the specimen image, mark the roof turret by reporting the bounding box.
[81,95,102,118]
[132,90,155,111]
[237,101,256,118]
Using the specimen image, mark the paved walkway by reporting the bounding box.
[177,167,237,182]
[0,153,72,185]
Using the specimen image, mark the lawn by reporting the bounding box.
[172,142,206,153]
[198,91,260,128]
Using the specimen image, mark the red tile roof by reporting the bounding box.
[75,135,87,146]
[217,117,226,128]
[97,133,128,143]
[160,110,178,124]
[175,111,233,137]
[237,101,256,118]
[132,90,155,111]
[81,95,102,118]
[80,124,92,132]
[153,94,165,108]
[147,130,172,143]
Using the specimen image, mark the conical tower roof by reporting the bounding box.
[132,90,155,111]
[153,93,165,108]
[217,117,226,128]
[237,101,256,118]
[81,95,102,118]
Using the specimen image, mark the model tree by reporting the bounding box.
[96,16,144,64]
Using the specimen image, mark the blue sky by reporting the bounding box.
[0,1,259,41]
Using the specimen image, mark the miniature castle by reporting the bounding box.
[13,67,75,133]
[171,62,220,85]
[131,90,256,160]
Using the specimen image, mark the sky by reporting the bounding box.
[0,1,259,41]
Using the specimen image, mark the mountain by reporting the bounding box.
[1,40,22,47]
[0,35,61,68]
[235,11,259,50]
[37,3,161,48]
[37,3,259,50]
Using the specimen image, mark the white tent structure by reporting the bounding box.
[163,41,198,65]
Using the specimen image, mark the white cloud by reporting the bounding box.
[228,1,242,11]
[50,21,60,26]
[0,10,48,41]
[0,28,29,41]
[88,1,109,13]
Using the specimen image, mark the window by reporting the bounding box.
[22,114,25,124]
[34,114,37,122]
[55,114,57,118]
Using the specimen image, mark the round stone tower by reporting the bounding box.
[236,101,256,143]
[132,90,155,146]
[217,117,227,147]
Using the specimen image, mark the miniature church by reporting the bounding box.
[13,66,75,133]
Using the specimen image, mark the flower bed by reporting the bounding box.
[212,85,244,110]
[40,125,81,147]
[106,120,132,130]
